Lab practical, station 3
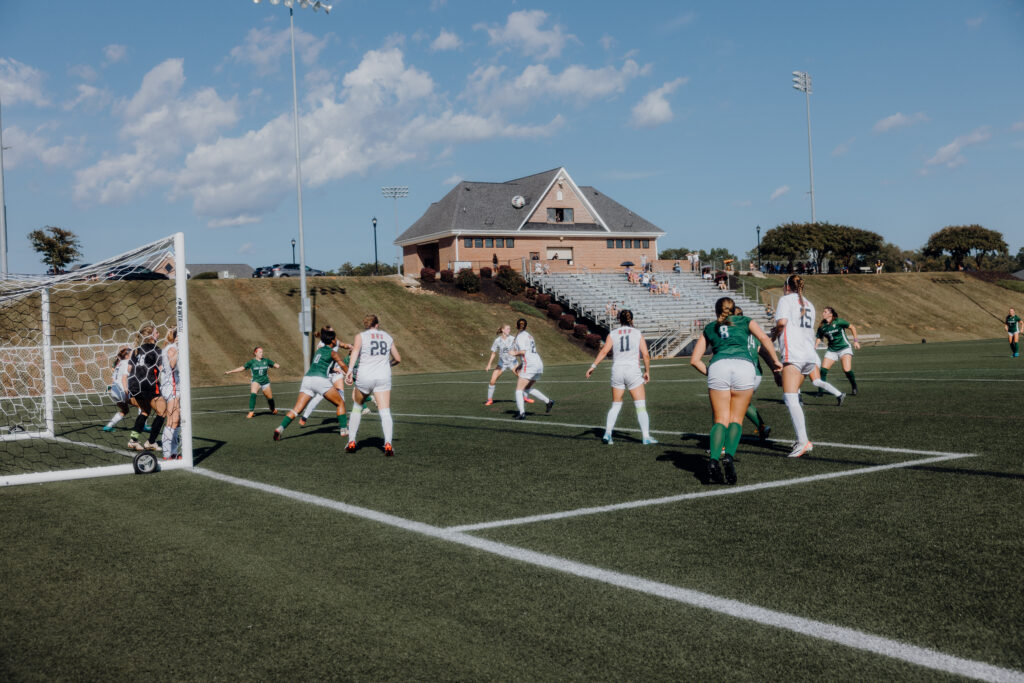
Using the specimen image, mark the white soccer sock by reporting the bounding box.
[380,408,393,444]
[303,394,324,419]
[783,393,809,443]
[171,428,180,456]
[106,412,125,429]
[487,384,496,400]
[529,388,550,403]
[515,390,525,414]
[635,399,651,439]
[605,402,623,435]
[811,377,843,397]
[347,408,362,442]
[161,426,173,457]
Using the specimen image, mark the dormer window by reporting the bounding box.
[547,207,573,223]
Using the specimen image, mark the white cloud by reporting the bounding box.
[104,44,128,65]
[442,174,462,186]
[238,242,255,254]
[229,25,330,74]
[68,64,98,82]
[0,124,86,169]
[966,15,985,28]
[924,126,991,169]
[599,35,615,51]
[475,10,576,60]
[0,58,50,106]
[873,112,928,133]
[64,83,111,112]
[832,137,855,157]
[430,29,462,52]
[630,77,688,128]
[770,186,790,201]
[734,199,752,208]
[1012,119,1024,132]
[666,12,697,30]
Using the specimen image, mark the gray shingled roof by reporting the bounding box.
[396,167,664,245]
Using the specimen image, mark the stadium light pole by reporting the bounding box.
[0,96,8,275]
[252,0,331,368]
[372,217,378,275]
[381,185,408,273]
[756,225,761,271]
[291,238,296,263]
[792,71,816,224]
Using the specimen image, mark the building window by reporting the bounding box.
[485,238,494,248]
[624,239,632,249]
[615,239,623,248]
[464,238,472,247]
[546,207,574,223]
[607,239,614,248]
[496,238,505,248]
[474,238,483,248]
[529,251,540,260]
[641,240,650,248]
[506,238,514,248]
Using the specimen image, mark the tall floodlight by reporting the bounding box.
[252,0,331,367]
[792,71,816,224]
[381,185,408,272]
[372,217,379,275]
[0,96,9,275]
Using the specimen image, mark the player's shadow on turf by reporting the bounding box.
[192,437,227,465]
[656,450,714,485]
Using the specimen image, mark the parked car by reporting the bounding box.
[104,265,169,281]
[252,266,272,278]
[270,263,326,277]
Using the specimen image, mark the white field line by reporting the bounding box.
[446,452,975,532]
[189,467,1023,683]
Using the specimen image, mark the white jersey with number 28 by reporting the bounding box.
[356,329,394,380]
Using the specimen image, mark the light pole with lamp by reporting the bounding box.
[372,217,379,275]
[381,185,408,273]
[291,238,296,264]
[756,225,761,272]
[0,96,9,275]
[252,0,331,368]
[791,71,816,224]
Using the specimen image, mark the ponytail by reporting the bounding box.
[787,274,806,311]
[618,309,634,327]
[516,318,528,331]
[715,297,736,324]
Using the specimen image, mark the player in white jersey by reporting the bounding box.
[344,315,401,456]
[484,324,533,406]
[299,327,352,427]
[772,275,845,458]
[511,318,554,420]
[159,327,182,459]
[102,346,133,432]
[585,310,656,445]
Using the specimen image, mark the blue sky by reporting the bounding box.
[1,0,1022,272]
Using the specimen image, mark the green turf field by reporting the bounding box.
[2,339,1023,680]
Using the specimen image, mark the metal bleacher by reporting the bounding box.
[525,269,772,358]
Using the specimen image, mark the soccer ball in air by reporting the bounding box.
[511,195,526,209]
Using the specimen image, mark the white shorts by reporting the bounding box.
[785,359,821,375]
[109,384,127,404]
[753,374,762,391]
[300,375,334,398]
[518,368,543,382]
[611,365,644,391]
[355,374,392,396]
[823,348,853,363]
[707,358,757,391]
[497,359,517,371]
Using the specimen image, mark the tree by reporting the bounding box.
[698,247,736,267]
[658,247,691,260]
[923,224,1007,270]
[28,226,82,273]
[332,261,399,276]
[758,222,882,273]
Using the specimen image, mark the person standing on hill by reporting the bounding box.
[1005,308,1021,358]
[225,347,280,418]
[585,309,656,445]
[816,307,862,395]
[511,318,554,420]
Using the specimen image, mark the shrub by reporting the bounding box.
[455,268,480,293]
[546,303,563,320]
[420,267,436,282]
[573,323,588,338]
[535,293,551,309]
[479,266,492,279]
[510,301,546,319]
[525,287,537,299]
[559,313,576,330]
[439,269,455,283]
[585,333,602,349]
[192,271,219,280]
[494,267,526,295]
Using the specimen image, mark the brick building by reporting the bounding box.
[395,167,666,275]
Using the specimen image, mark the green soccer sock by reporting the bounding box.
[709,423,726,460]
[338,413,349,429]
[845,370,857,390]
[279,415,293,430]
[249,393,257,411]
[725,422,743,456]
[1013,342,1019,354]
[820,368,829,383]
[268,398,276,412]
[745,405,763,429]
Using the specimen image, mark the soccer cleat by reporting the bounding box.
[339,428,348,437]
[514,412,526,421]
[815,389,823,398]
[298,417,307,427]
[273,428,282,442]
[102,426,115,432]
[757,424,772,443]
[546,400,555,413]
[362,406,372,414]
[271,409,278,415]
[246,412,255,419]
[642,437,659,445]
[721,454,737,485]
[851,388,858,396]
[787,441,813,458]
[602,432,613,445]
[345,441,357,453]
[384,442,394,457]
[127,439,144,451]
[837,393,846,407]
[484,399,494,406]
[524,397,535,404]
[143,441,160,451]
[707,458,724,485]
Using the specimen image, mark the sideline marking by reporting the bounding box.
[446,451,976,532]
[190,467,1022,683]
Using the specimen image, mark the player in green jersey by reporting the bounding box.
[1005,308,1021,357]
[225,346,281,417]
[815,307,861,395]
[690,297,782,485]
[274,327,351,441]
[734,306,773,442]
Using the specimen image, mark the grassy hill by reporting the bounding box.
[187,277,592,387]
[747,272,1024,344]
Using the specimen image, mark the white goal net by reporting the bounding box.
[0,233,192,485]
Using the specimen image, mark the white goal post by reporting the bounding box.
[0,233,193,485]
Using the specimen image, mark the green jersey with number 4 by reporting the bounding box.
[817,318,852,352]
[702,316,754,366]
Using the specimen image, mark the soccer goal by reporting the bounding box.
[0,233,192,486]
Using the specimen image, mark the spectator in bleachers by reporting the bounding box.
[673,261,682,273]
